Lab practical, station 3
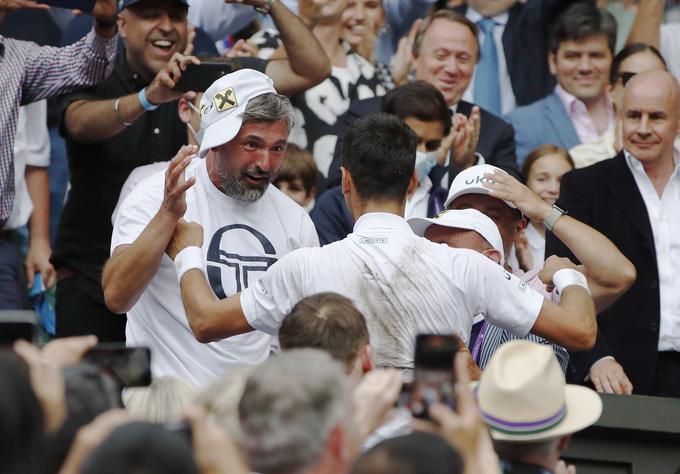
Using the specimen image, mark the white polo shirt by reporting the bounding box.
[112,158,319,387]
[241,212,544,369]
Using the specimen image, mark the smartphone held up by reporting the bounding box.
[83,343,152,387]
[398,334,459,420]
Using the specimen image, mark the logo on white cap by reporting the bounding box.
[213,87,238,113]
[197,69,277,158]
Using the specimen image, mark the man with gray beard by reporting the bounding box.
[103,69,319,387]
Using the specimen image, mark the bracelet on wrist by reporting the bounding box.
[553,268,590,295]
[255,0,275,14]
[138,87,159,111]
[174,246,205,284]
[114,98,134,127]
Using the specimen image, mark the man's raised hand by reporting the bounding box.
[146,53,200,105]
[482,169,552,223]
[161,145,197,221]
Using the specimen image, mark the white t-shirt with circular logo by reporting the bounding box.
[111,158,319,387]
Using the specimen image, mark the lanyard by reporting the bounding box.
[471,321,488,364]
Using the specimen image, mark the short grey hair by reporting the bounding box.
[243,93,295,132]
[238,349,349,474]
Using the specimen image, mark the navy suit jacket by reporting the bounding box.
[326,97,519,189]
[506,91,580,167]
[545,153,662,395]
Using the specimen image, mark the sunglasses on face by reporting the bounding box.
[617,71,637,87]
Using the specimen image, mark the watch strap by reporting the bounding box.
[543,204,566,231]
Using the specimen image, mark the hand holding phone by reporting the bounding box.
[173,61,234,92]
[397,334,460,420]
[83,344,152,387]
[0,310,39,346]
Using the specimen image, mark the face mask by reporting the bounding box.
[415,151,437,184]
[187,122,204,146]
[186,101,204,145]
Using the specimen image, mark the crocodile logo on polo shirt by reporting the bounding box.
[206,224,277,298]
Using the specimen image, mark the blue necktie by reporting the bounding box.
[474,18,501,116]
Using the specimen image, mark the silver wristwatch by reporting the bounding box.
[543,204,566,231]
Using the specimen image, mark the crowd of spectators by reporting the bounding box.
[1,0,680,472]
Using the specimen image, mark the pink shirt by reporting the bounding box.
[555,85,615,144]
[515,267,559,303]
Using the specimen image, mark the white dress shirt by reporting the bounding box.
[404,177,432,220]
[624,150,680,351]
[462,8,517,116]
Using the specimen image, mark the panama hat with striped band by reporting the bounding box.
[477,340,602,442]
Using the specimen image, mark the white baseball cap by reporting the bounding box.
[478,340,602,442]
[408,208,505,264]
[443,164,517,209]
[197,69,277,158]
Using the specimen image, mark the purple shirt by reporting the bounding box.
[0,29,117,223]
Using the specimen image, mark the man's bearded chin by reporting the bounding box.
[218,167,274,203]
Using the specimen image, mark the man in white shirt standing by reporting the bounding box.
[165,112,597,371]
[546,70,680,397]
[103,70,319,387]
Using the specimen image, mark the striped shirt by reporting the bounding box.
[474,268,570,372]
[0,29,117,224]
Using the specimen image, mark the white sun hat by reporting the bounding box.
[477,340,602,442]
[444,164,517,209]
[197,69,277,158]
[408,209,505,264]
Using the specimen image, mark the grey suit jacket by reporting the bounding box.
[505,91,580,167]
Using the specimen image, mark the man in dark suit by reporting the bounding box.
[326,9,519,190]
[457,0,583,114]
[546,70,680,397]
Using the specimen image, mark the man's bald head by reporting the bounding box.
[624,70,680,112]
[622,70,680,167]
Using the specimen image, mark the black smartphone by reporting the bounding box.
[83,344,152,387]
[173,61,235,92]
[39,0,95,12]
[0,311,39,346]
[397,334,459,420]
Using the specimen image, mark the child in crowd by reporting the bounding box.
[273,144,318,213]
[513,145,575,272]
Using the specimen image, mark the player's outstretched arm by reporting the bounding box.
[483,170,636,313]
[531,257,597,351]
[167,220,254,342]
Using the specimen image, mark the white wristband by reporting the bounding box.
[553,268,590,295]
[174,246,205,284]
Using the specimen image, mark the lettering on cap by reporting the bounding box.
[465,175,493,185]
[213,87,238,113]
[200,102,214,116]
